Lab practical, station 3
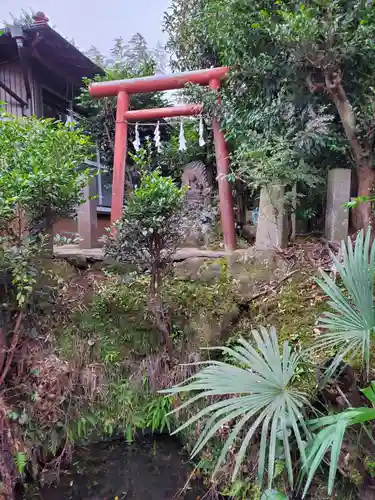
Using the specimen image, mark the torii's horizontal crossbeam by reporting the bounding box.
[89,67,229,97]
[124,104,203,121]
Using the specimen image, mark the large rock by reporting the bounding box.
[174,247,289,298]
[65,254,88,270]
[173,248,227,261]
[174,257,224,283]
[174,257,209,280]
[181,161,216,246]
[241,224,257,242]
[229,248,289,298]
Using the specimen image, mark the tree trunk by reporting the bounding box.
[235,179,246,226]
[0,312,23,385]
[149,263,174,361]
[325,71,374,231]
[0,327,5,376]
[290,183,297,241]
[149,294,174,361]
[353,158,375,230]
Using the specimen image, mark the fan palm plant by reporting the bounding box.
[314,230,375,377]
[160,327,312,490]
[303,381,375,497]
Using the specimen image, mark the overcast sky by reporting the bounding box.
[0,0,171,55]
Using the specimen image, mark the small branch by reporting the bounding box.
[324,70,342,92]
[365,121,375,153]
[0,312,23,385]
[318,236,340,253]
[103,122,114,153]
[324,70,363,167]
[306,73,325,93]
[245,269,299,303]
[0,326,6,376]
[148,293,174,361]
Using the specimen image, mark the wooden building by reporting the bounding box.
[0,12,111,246]
[0,12,102,118]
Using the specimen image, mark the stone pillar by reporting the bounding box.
[255,185,288,249]
[78,177,98,249]
[325,168,351,242]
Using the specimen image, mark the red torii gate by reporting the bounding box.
[89,67,236,251]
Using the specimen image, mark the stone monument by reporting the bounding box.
[255,184,288,249]
[325,168,351,242]
[181,161,215,246]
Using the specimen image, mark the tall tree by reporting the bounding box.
[6,8,34,26]
[165,0,337,218]
[263,0,375,229]
[164,0,219,71]
[78,35,167,169]
[85,45,106,67]
[165,0,375,230]
[153,41,169,74]
[125,33,152,72]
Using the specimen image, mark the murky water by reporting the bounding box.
[21,435,207,500]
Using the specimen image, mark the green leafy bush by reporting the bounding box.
[0,111,93,239]
[0,111,93,324]
[303,381,375,497]
[0,111,93,309]
[0,111,93,498]
[106,168,187,359]
[106,169,186,271]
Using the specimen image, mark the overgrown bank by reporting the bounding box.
[3,235,375,499]
[9,252,337,499]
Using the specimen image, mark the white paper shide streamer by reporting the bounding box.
[65,109,76,129]
[133,122,141,151]
[154,121,162,152]
[199,116,205,147]
[179,120,187,151]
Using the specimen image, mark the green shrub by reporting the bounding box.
[106,168,187,359]
[0,111,93,238]
[314,230,375,378]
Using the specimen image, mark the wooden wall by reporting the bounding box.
[0,58,77,119]
[0,61,40,117]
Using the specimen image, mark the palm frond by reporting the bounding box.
[303,380,375,497]
[303,407,375,497]
[314,230,375,375]
[160,326,311,490]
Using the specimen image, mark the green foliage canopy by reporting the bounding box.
[0,111,92,236]
[106,168,186,272]
[0,111,92,307]
[165,0,375,221]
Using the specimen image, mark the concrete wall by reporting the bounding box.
[54,214,110,243]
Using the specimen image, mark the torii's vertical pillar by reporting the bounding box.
[111,90,129,226]
[210,78,236,251]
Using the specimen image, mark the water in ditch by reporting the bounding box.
[20,435,209,500]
